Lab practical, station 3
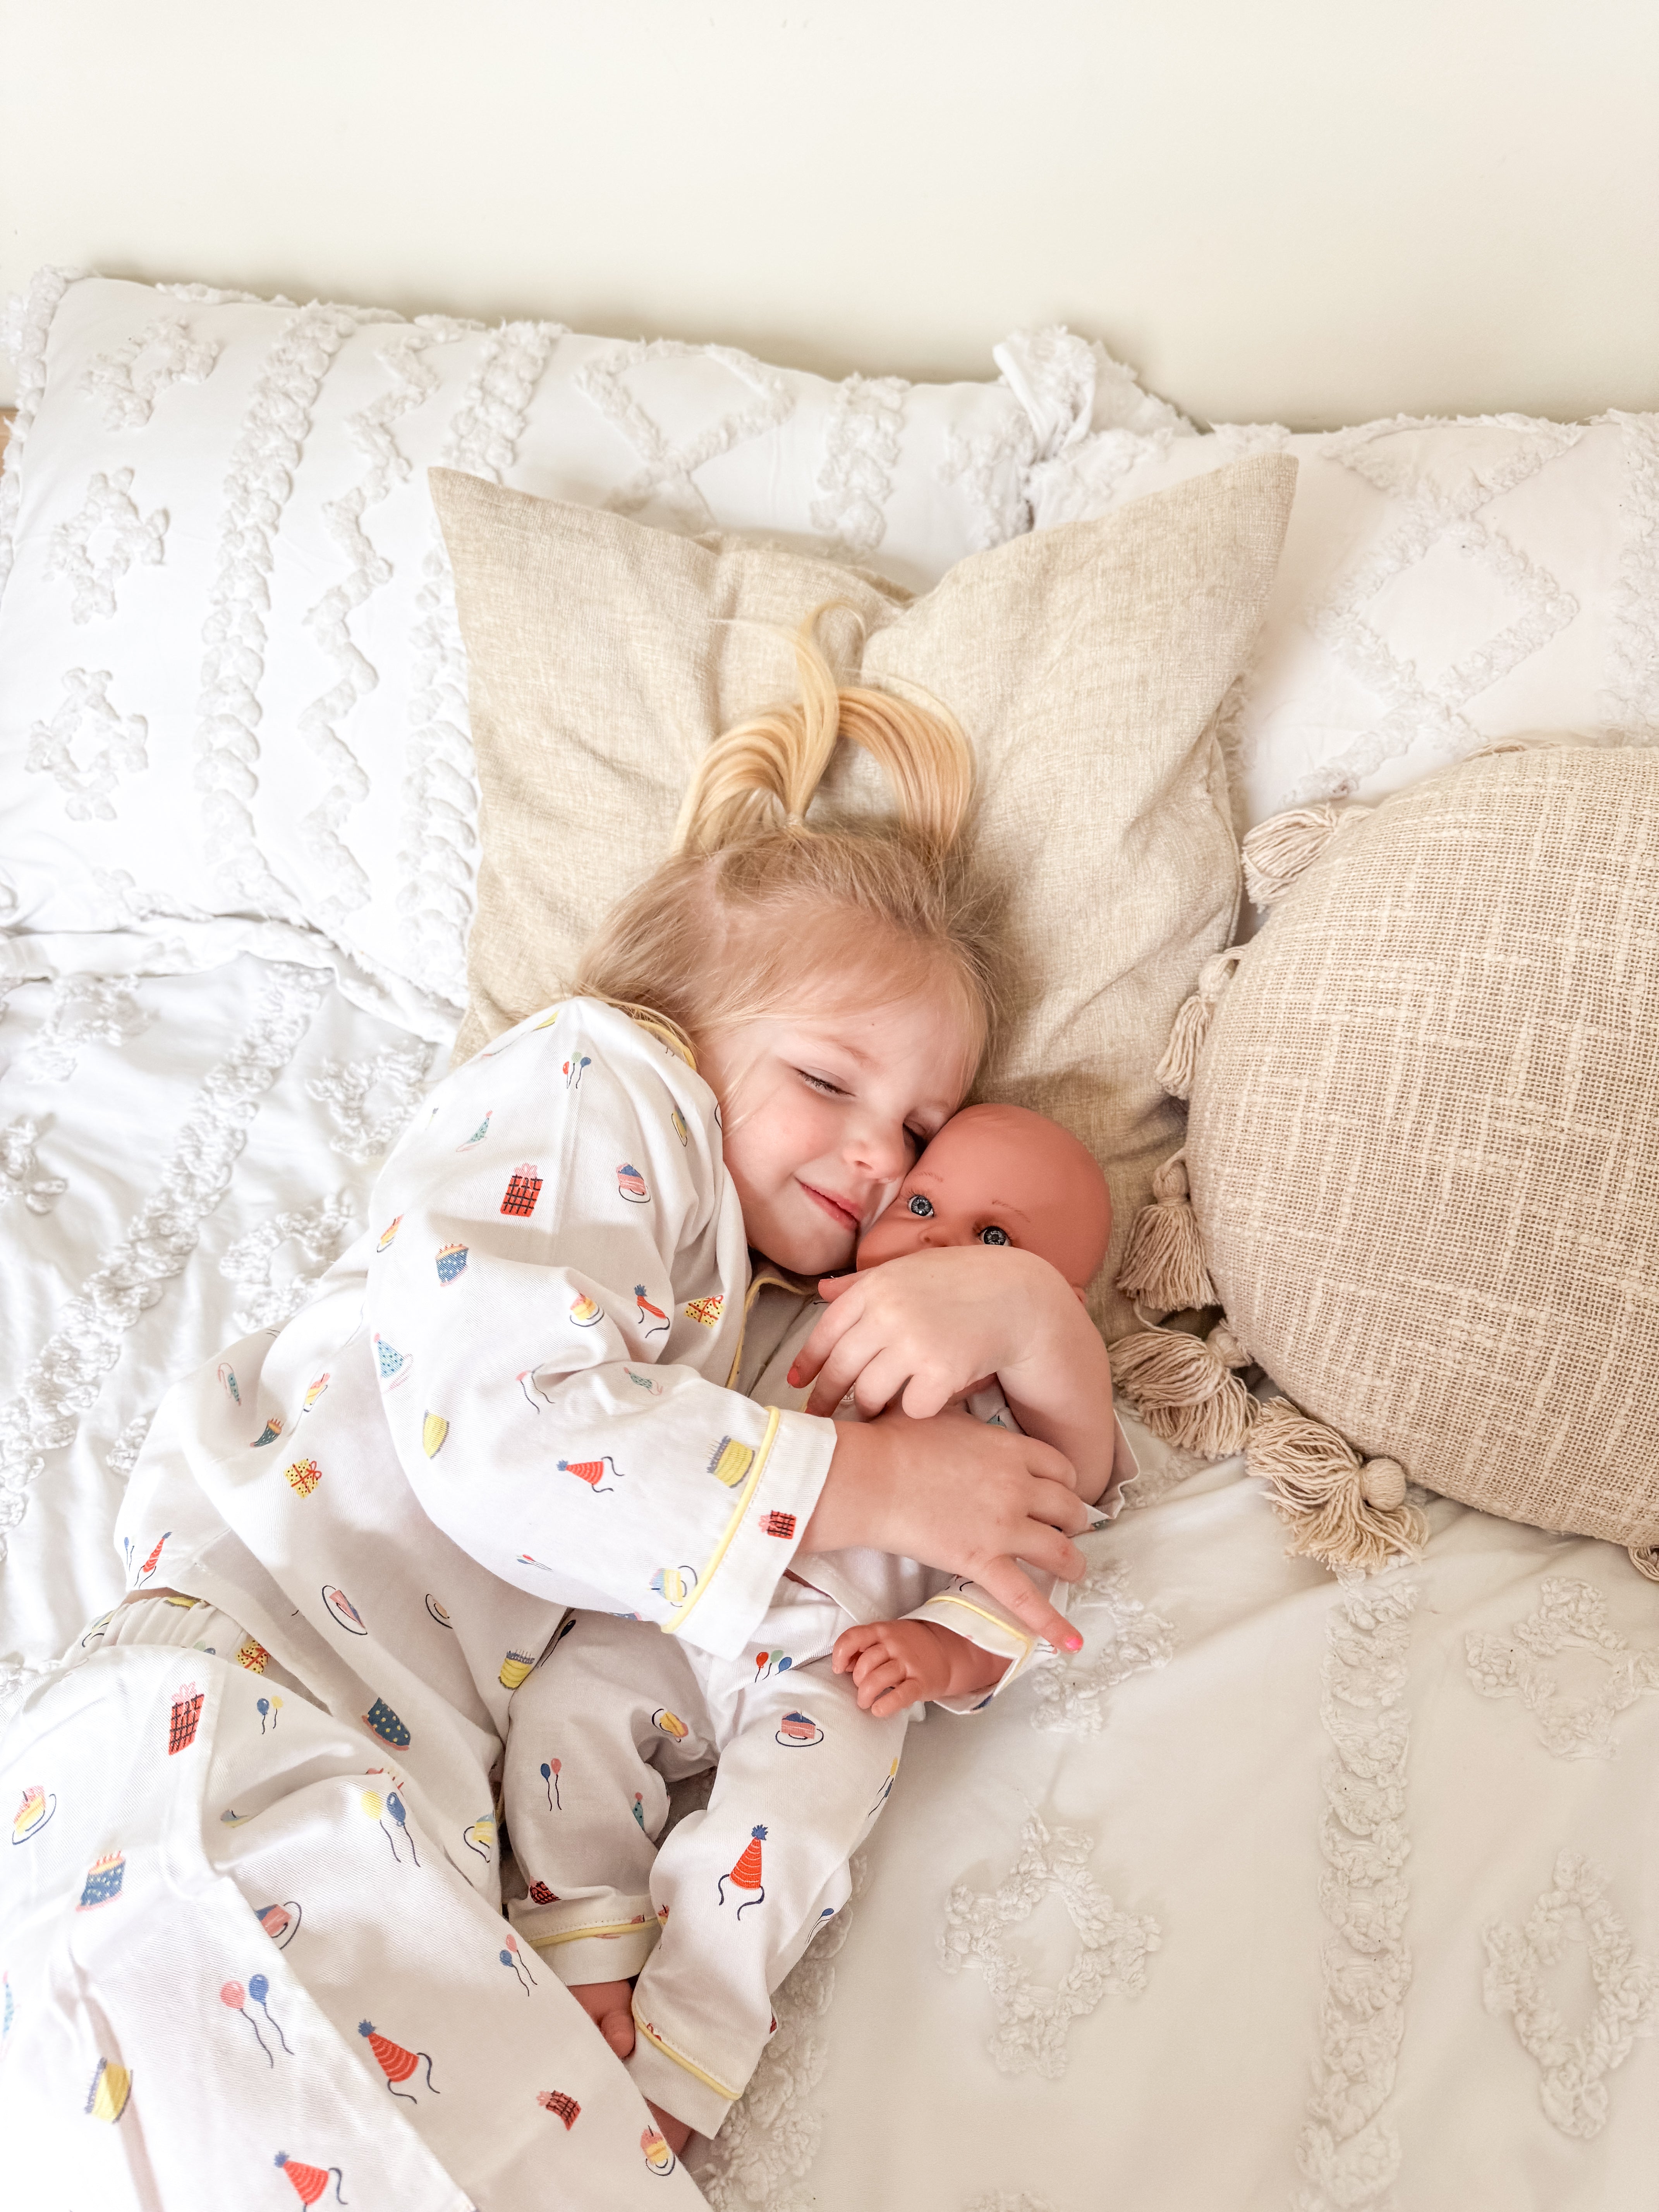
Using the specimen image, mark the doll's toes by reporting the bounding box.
[600,2008,635,2058]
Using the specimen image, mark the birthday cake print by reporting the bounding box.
[11,1784,56,1843]
[377,1215,403,1250]
[642,2125,678,2175]
[616,1163,649,1203]
[435,1242,468,1284]
[568,1291,603,1328]
[422,1412,449,1458]
[361,1698,411,1750]
[77,1849,127,1910]
[424,1593,452,1627]
[775,1710,824,1746]
[303,1373,330,1412]
[498,1650,537,1690]
[670,1106,689,1147]
[652,1707,691,1740]
[84,2056,132,2123]
[650,1565,696,1604]
[707,1436,755,1488]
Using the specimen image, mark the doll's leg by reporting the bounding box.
[624,1650,908,2137]
[505,1612,715,1987]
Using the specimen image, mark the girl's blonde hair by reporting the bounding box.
[573,607,997,1060]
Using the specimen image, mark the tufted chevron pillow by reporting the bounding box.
[0,270,1054,1037]
[432,454,1298,1343]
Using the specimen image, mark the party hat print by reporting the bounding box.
[252,1417,284,1447]
[634,1284,669,1338]
[457,1111,492,1150]
[284,1458,321,1498]
[274,2152,347,2205]
[717,1826,767,1915]
[358,2018,440,2100]
[217,1361,240,1404]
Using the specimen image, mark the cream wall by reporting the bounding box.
[3,0,1655,426]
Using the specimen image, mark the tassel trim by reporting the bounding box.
[1109,1320,1255,1460]
[1246,1396,1427,1573]
[1155,948,1246,1102]
[1115,1150,1216,1311]
[1242,802,1372,908]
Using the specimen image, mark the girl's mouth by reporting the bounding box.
[799,1180,860,1233]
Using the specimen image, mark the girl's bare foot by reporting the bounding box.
[569,1977,635,2059]
[646,2100,692,2155]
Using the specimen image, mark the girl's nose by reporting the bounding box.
[846,1119,910,1182]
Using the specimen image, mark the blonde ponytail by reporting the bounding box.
[576,607,996,1056]
[672,606,974,858]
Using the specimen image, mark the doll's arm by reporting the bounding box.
[832,1616,1010,1719]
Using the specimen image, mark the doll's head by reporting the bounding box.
[854,1102,1111,1297]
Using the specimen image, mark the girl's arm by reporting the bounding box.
[791,1247,1119,1502]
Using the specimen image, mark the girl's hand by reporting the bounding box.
[790,1245,1081,1419]
[833,1617,1008,1717]
[800,1408,1089,1651]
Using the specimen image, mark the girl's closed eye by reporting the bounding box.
[799,1070,846,1096]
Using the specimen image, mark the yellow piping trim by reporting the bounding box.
[724,1267,819,1391]
[661,1405,781,1637]
[524,1917,662,1951]
[632,2008,741,2102]
[921,1592,1037,1653]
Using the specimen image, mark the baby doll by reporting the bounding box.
[501,1099,1133,2147]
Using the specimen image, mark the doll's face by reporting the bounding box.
[854,1103,1111,1295]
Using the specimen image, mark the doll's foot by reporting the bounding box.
[646,2100,692,2156]
[570,1977,635,2058]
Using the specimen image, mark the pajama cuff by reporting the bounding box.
[509,1892,663,1985]
[661,1406,836,1661]
[628,2010,740,2139]
[907,1587,1042,1714]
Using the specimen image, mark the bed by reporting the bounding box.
[2,274,1656,2212]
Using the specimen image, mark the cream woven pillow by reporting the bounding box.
[431,456,1297,1342]
[1112,744,1659,1574]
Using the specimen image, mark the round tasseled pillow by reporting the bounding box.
[1117,744,1659,1576]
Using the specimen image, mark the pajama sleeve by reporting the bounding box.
[365,1000,835,1660]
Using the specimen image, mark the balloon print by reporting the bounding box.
[220,1977,274,2066]
[541,1759,562,1810]
[499,1934,536,1992]
[247,1972,292,2052]
[562,1055,590,1089]
[256,1695,284,1735]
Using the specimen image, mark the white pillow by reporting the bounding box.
[1025,371,1659,832]
[0,271,1068,1036]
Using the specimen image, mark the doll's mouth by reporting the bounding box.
[799,1181,860,1232]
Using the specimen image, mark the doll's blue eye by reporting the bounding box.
[907,1194,934,1218]
[978,1225,1011,1245]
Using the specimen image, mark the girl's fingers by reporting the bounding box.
[855,1654,910,1699]
[790,1292,864,1389]
[816,1274,857,1302]
[974,1556,1084,1652]
[869,1681,923,1718]
[832,1626,875,1671]
[1005,1521,1087,1583]
[804,1322,889,1415]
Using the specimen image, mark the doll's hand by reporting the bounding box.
[833,1618,1004,1717]
[792,1245,1081,1419]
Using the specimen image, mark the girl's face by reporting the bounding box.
[697,988,979,1276]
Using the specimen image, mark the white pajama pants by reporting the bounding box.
[503,1588,908,2137]
[0,1600,706,2210]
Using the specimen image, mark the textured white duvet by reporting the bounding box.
[3,955,1655,2210]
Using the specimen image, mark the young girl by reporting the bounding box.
[0,617,1098,2211]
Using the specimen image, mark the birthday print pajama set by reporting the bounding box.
[0,997,1115,2201]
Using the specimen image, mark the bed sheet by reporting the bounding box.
[0,951,441,1695]
[3,953,1656,2211]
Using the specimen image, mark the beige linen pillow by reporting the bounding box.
[432,457,1297,1341]
[1114,744,1659,1571]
